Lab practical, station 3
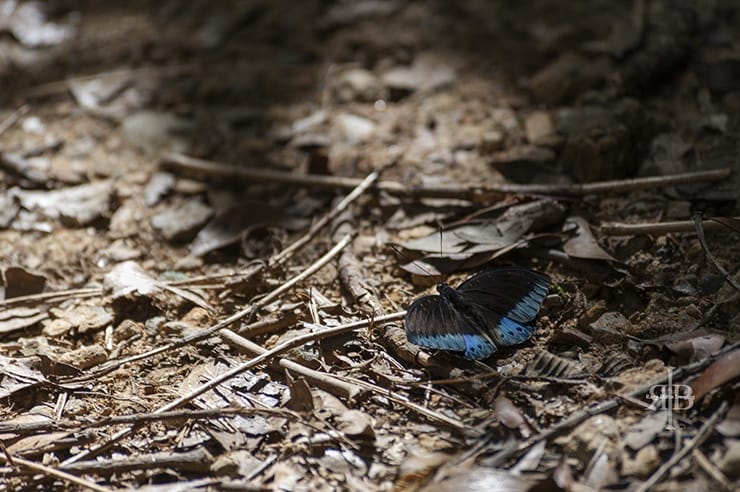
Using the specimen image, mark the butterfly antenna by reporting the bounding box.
[389,244,437,278]
[436,219,445,285]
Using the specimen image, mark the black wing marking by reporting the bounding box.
[457,267,550,323]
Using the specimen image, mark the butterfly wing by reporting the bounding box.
[457,267,550,324]
[467,303,537,346]
[405,295,497,359]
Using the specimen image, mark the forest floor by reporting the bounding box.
[1,1,739,491]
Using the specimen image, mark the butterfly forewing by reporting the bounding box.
[405,295,497,359]
[457,267,550,323]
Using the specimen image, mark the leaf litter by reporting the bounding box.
[0,1,739,491]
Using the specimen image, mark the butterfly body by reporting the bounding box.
[404,267,551,360]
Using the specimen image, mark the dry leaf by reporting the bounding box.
[335,409,375,439]
[691,348,740,401]
[285,370,314,412]
[564,216,617,262]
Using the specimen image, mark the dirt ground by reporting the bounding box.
[1,1,739,490]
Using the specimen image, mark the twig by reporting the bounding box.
[328,372,465,430]
[0,105,29,137]
[220,329,463,430]
[694,212,740,293]
[161,151,731,200]
[477,342,740,467]
[62,313,406,467]
[635,401,729,492]
[0,406,302,435]
[0,454,113,492]
[253,233,354,308]
[330,193,438,367]
[692,448,735,492]
[270,171,379,266]
[0,287,100,309]
[601,217,740,236]
[66,234,354,383]
[220,329,365,402]
[62,448,212,475]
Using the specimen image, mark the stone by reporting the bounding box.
[589,311,631,344]
[333,68,381,102]
[59,344,107,369]
[622,445,660,478]
[332,113,375,145]
[530,52,611,105]
[525,111,558,146]
[151,198,213,242]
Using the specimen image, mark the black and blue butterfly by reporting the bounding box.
[404,267,551,360]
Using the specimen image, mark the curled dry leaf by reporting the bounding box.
[624,411,668,450]
[564,216,617,262]
[190,201,285,257]
[104,260,212,311]
[285,370,314,413]
[666,333,725,362]
[0,306,48,335]
[0,354,80,399]
[690,347,740,401]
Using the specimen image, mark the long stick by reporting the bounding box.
[161,151,731,199]
[601,217,740,235]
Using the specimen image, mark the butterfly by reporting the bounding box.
[404,267,551,360]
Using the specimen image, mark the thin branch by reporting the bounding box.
[476,342,740,467]
[0,288,100,309]
[220,329,366,402]
[270,171,379,266]
[635,401,729,492]
[694,212,740,293]
[220,328,463,430]
[60,235,359,466]
[601,217,740,236]
[66,234,354,383]
[692,448,735,492]
[0,105,29,137]
[0,406,300,435]
[0,454,113,492]
[161,151,731,200]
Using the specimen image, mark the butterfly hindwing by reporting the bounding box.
[467,303,537,346]
[405,295,497,359]
[457,267,550,324]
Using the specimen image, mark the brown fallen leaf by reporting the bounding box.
[285,370,314,413]
[563,216,617,262]
[2,266,46,298]
[0,354,81,399]
[691,348,740,401]
[666,333,725,362]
